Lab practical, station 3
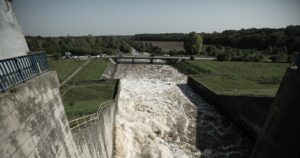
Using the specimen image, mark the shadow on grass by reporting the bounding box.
[177,84,254,158]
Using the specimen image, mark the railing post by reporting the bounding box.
[83,117,86,127]
[29,54,37,74]
[76,120,80,131]
[14,57,25,83]
[0,65,4,92]
[35,54,42,74]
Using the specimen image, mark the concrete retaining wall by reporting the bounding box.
[0,71,116,158]
[72,103,116,158]
[187,76,274,139]
[0,0,28,60]
[251,68,300,158]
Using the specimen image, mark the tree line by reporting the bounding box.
[134,25,300,54]
[26,35,132,56]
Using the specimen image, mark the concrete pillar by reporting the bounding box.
[0,0,29,59]
[251,68,300,158]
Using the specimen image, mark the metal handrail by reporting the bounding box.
[69,99,116,131]
[0,52,49,92]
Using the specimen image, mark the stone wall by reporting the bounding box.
[0,0,29,60]
[251,68,300,158]
[187,76,274,139]
[0,71,117,158]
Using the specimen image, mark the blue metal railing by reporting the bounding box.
[0,52,50,92]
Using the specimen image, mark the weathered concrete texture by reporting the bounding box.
[72,102,116,158]
[101,61,117,79]
[0,0,28,60]
[0,71,80,158]
[187,76,273,139]
[0,71,116,158]
[251,68,300,158]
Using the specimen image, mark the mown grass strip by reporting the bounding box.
[48,59,86,82]
[178,60,289,96]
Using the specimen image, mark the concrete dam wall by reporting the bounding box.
[251,68,300,158]
[187,76,273,139]
[0,71,115,158]
[0,0,28,59]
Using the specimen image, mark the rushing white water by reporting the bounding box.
[113,64,253,158]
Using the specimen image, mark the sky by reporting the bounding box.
[13,0,300,36]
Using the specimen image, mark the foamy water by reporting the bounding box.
[113,64,253,158]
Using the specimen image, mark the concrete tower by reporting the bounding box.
[0,0,29,60]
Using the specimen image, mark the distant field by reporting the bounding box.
[48,59,85,82]
[141,41,184,51]
[176,60,289,96]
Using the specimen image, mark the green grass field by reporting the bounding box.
[49,58,116,120]
[48,59,86,82]
[176,60,290,96]
[62,80,117,120]
[68,59,108,83]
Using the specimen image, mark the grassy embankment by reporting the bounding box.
[48,59,86,82]
[49,59,117,120]
[176,60,289,96]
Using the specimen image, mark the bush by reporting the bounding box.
[217,52,231,61]
[287,54,295,63]
[120,43,131,53]
[269,53,286,63]
[69,101,74,107]
[190,56,195,60]
[169,49,177,56]
[253,54,264,62]
[205,46,216,53]
[53,53,61,60]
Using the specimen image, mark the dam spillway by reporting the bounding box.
[113,64,253,158]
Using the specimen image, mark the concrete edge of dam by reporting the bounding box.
[186,75,274,139]
[186,68,300,157]
[0,71,118,158]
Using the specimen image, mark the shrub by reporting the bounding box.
[120,43,131,53]
[287,54,295,63]
[53,53,61,60]
[69,101,74,107]
[217,52,231,61]
[190,56,195,60]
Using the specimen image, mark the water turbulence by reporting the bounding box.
[113,64,253,158]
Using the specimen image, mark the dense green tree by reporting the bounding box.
[184,32,203,55]
[134,25,300,53]
[120,43,132,53]
[25,35,134,56]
